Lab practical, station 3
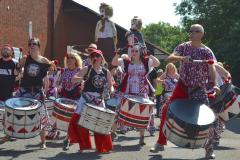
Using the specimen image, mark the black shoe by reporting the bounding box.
[62,139,70,151]
[139,136,146,146]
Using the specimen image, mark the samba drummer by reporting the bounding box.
[63,49,114,153]
[45,51,83,140]
[111,43,160,145]
[0,45,19,144]
[14,37,56,150]
[150,24,220,160]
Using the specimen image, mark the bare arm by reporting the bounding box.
[111,53,121,66]
[41,56,56,71]
[209,64,217,86]
[215,63,231,80]
[149,55,160,68]
[166,53,189,63]
[95,21,100,43]
[107,70,114,93]
[71,66,89,84]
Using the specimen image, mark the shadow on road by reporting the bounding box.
[25,141,63,149]
[225,118,240,134]
[0,148,38,159]
[113,144,142,152]
[39,151,102,160]
[215,145,237,150]
[148,154,206,160]
[115,135,139,142]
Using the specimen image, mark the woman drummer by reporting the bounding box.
[56,52,83,99]
[111,43,160,145]
[15,37,56,149]
[45,51,83,140]
[63,49,114,153]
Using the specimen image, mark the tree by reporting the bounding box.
[141,22,187,70]
[142,22,187,53]
[175,0,240,86]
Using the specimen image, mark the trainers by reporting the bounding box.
[40,143,47,150]
[62,139,70,151]
[150,143,164,153]
[205,153,215,159]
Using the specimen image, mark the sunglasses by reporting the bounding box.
[28,42,39,47]
[188,30,201,34]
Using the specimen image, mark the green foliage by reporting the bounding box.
[175,0,240,86]
[141,22,187,70]
[142,22,188,53]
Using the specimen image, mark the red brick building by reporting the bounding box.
[0,0,168,65]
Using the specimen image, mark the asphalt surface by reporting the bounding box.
[0,117,240,160]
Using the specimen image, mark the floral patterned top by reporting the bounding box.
[174,42,214,88]
[60,68,81,91]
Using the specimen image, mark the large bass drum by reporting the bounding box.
[4,98,42,139]
[163,99,216,149]
[118,94,155,129]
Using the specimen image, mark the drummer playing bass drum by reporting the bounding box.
[14,37,56,149]
[150,24,220,160]
[63,49,114,153]
[111,43,160,145]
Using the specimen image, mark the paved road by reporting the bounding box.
[0,117,240,160]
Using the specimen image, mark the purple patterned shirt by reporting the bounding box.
[174,42,214,88]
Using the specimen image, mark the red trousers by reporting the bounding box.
[68,113,113,153]
[157,81,188,145]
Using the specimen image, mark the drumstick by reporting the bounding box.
[192,59,215,65]
[208,90,216,99]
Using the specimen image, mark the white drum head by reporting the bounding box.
[55,98,78,109]
[5,98,41,110]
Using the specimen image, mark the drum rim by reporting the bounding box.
[55,98,78,109]
[123,94,155,105]
[84,103,116,114]
[5,97,41,111]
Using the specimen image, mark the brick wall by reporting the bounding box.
[0,0,52,57]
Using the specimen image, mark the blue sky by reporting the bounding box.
[74,0,182,29]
